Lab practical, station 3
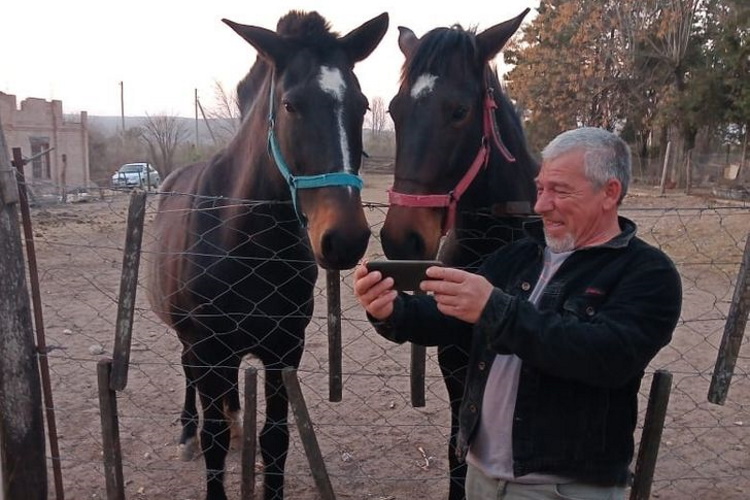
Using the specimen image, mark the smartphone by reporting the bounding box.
[365,259,443,291]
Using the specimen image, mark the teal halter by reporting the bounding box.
[267,75,364,226]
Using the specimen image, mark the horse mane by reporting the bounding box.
[400,24,481,86]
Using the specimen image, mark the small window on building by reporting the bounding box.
[29,137,51,180]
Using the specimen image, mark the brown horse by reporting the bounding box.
[147,11,388,500]
[380,10,538,500]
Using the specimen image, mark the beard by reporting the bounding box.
[544,230,576,253]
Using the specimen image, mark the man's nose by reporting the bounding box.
[534,191,552,214]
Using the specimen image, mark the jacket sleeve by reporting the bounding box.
[369,292,473,348]
[476,246,682,388]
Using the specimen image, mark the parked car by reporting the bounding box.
[111,162,160,190]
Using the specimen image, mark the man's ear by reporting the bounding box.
[603,179,623,209]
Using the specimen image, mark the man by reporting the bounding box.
[354,127,682,499]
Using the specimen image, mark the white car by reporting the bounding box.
[111,162,161,190]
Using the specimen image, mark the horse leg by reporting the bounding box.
[179,348,200,461]
[259,365,291,500]
[195,364,234,500]
[438,344,470,500]
[258,332,304,500]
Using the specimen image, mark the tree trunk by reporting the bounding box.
[0,123,48,499]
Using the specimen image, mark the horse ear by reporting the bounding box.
[339,12,389,64]
[397,27,419,58]
[223,18,290,67]
[476,8,530,63]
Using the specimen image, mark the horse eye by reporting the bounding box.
[283,101,296,113]
[451,105,469,123]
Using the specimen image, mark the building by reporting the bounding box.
[0,92,89,191]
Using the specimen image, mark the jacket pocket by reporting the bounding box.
[562,294,606,321]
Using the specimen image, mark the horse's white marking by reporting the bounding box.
[411,74,438,99]
[318,66,353,174]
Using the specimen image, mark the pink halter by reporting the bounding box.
[387,87,516,236]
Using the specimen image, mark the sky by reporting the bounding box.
[2,0,539,118]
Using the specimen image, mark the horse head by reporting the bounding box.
[224,11,389,270]
[380,9,537,260]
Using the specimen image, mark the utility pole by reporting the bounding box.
[120,81,125,134]
[194,88,199,149]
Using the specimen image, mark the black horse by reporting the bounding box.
[147,11,388,500]
[379,10,538,500]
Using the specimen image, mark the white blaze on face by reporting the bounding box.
[318,66,352,173]
[411,74,438,100]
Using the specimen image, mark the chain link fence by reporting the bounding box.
[5,177,750,499]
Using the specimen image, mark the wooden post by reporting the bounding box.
[630,370,673,500]
[326,270,343,402]
[410,344,426,407]
[97,359,125,500]
[241,368,258,500]
[0,127,48,500]
[708,231,750,404]
[410,290,427,408]
[110,191,147,391]
[659,141,672,195]
[60,153,68,203]
[685,149,692,195]
[282,368,336,499]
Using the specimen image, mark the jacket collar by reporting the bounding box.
[524,216,637,251]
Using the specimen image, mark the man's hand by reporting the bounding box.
[353,261,398,320]
[421,266,494,323]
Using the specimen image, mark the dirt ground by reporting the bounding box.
[18,166,750,499]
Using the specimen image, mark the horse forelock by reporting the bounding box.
[276,10,339,42]
[401,25,480,88]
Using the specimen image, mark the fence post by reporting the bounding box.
[110,191,147,391]
[708,231,750,404]
[0,126,48,499]
[241,367,258,500]
[282,368,336,499]
[326,270,343,402]
[659,141,672,195]
[14,148,65,499]
[97,359,125,500]
[685,149,692,195]
[630,369,673,500]
[410,344,426,407]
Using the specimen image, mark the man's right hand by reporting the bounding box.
[353,261,398,320]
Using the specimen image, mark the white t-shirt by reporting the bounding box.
[466,247,573,483]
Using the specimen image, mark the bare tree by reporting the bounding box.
[139,114,190,176]
[367,96,390,135]
[204,80,241,145]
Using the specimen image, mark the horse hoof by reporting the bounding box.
[179,438,198,461]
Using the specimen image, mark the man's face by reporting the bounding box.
[534,149,618,252]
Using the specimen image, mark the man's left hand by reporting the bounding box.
[421,266,494,324]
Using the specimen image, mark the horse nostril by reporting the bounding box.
[381,229,426,260]
[321,228,370,270]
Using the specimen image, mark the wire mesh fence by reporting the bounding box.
[9,176,750,499]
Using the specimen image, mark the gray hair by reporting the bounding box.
[541,127,632,203]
